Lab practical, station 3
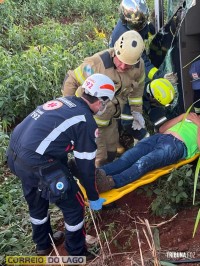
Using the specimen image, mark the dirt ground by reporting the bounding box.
[53,190,200,266]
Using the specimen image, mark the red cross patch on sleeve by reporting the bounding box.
[95,128,99,138]
[43,100,63,110]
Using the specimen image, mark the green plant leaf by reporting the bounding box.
[153,188,161,195]
[172,190,178,196]
[164,204,171,210]
[193,208,200,237]
[178,180,183,186]
[9,238,18,244]
[176,194,180,203]
[186,168,192,177]
[167,173,173,182]
[180,191,188,199]
[193,156,200,205]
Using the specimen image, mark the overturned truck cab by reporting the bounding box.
[150,0,200,115]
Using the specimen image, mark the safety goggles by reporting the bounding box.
[126,20,147,31]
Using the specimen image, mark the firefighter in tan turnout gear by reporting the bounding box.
[62,30,145,167]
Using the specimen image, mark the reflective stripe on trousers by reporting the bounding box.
[30,213,49,225]
[65,220,84,232]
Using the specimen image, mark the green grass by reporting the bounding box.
[0,170,64,263]
[0,172,34,259]
[0,0,118,132]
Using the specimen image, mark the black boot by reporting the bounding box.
[36,231,65,255]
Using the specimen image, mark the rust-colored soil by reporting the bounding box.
[53,190,200,265]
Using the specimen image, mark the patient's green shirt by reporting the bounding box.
[168,119,199,159]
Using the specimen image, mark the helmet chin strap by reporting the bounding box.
[96,104,107,116]
[146,84,154,98]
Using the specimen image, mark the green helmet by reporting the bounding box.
[119,0,149,31]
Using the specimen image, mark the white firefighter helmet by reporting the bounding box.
[114,30,144,65]
[147,78,175,106]
[119,0,149,31]
[82,74,115,100]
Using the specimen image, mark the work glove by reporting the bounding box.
[131,111,145,130]
[89,198,106,211]
[164,72,178,85]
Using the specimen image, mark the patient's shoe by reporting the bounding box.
[95,169,115,193]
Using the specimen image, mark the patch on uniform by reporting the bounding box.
[83,65,94,77]
[56,182,64,190]
[43,100,63,110]
[95,128,99,138]
[57,97,76,108]
[192,73,199,80]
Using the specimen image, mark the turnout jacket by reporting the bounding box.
[62,48,145,127]
[9,96,99,200]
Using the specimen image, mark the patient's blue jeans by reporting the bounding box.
[101,133,187,188]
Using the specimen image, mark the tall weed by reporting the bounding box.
[0,0,118,28]
[0,45,76,130]
[0,124,9,165]
[139,165,198,217]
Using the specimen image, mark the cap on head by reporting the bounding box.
[114,30,144,65]
[148,78,175,106]
[82,73,115,101]
[119,0,149,31]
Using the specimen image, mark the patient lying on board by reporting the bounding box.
[96,113,200,193]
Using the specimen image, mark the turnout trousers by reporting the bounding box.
[95,119,119,167]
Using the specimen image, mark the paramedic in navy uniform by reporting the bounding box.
[6,73,115,258]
